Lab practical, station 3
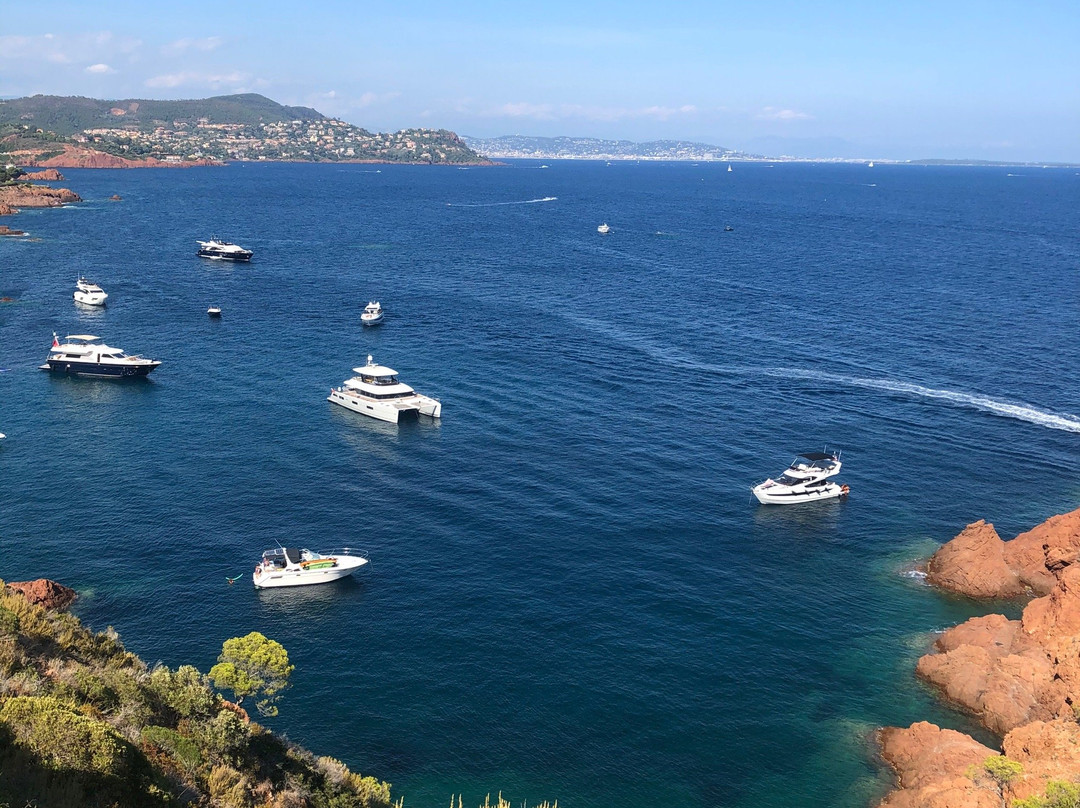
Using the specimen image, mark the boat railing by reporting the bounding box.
[318,547,369,559]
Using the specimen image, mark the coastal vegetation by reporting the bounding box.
[0,581,394,807]
[0,93,489,165]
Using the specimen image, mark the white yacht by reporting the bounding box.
[751,450,849,505]
[361,301,384,326]
[73,277,108,306]
[597,223,610,234]
[253,547,369,589]
[197,238,253,261]
[41,333,161,378]
[207,305,222,318]
[328,355,441,423]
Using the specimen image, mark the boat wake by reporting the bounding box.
[561,312,1080,434]
[447,196,557,208]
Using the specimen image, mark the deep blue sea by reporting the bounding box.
[1,160,1079,808]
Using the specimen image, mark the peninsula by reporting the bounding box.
[0,93,492,166]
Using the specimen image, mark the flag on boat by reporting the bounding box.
[52,332,59,347]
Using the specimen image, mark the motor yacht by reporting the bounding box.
[328,355,441,423]
[40,333,161,378]
[597,223,610,234]
[196,238,253,261]
[751,450,849,505]
[253,547,369,589]
[361,301,384,326]
[207,305,222,318]
[73,277,108,306]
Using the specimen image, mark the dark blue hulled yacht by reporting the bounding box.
[41,334,161,378]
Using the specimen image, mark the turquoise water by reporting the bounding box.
[1,161,1078,807]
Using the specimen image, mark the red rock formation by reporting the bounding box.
[1002,719,1080,802]
[6,579,77,611]
[0,184,81,212]
[916,567,1080,735]
[21,168,64,181]
[926,508,1080,598]
[20,144,221,169]
[877,722,1000,808]
[0,225,25,236]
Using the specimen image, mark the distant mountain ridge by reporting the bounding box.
[464,134,752,161]
[0,93,323,135]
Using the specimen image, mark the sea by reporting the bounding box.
[1,160,1078,808]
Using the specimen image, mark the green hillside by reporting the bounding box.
[0,93,323,135]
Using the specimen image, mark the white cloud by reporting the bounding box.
[84,63,115,74]
[756,107,812,121]
[145,70,250,89]
[161,36,224,56]
[0,31,140,64]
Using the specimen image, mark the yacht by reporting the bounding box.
[361,301,384,326]
[751,450,849,505]
[328,355,441,423]
[197,238,253,261]
[73,278,108,306]
[207,305,222,318]
[40,333,161,378]
[597,223,610,234]
[253,547,369,589]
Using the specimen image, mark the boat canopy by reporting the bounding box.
[798,451,836,461]
[65,335,102,342]
[352,365,397,377]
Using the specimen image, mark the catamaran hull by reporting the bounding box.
[752,482,847,505]
[198,250,252,261]
[43,360,159,377]
[328,389,440,423]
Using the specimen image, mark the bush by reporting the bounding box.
[1014,780,1080,808]
[148,664,217,719]
[983,754,1023,787]
[208,764,254,808]
[194,709,250,764]
[0,695,133,774]
[142,724,203,772]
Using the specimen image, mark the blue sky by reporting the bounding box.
[2,0,1077,161]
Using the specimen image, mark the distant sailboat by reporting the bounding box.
[868,161,874,168]
[727,164,733,173]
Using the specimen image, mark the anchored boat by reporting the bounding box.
[253,547,369,589]
[751,450,849,505]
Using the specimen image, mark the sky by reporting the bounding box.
[1,0,1078,161]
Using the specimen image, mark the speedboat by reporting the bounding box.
[207,305,222,318]
[597,223,610,234]
[361,301,384,326]
[196,238,253,261]
[751,450,849,505]
[328,355,441,423]
[73,277,108,306]
[253,546,369,589]
[40,333,161,378]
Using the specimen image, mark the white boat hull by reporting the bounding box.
[328,387,441,423]
[253,555,368,589]
[74,292,107,306]
[752,481,847,505]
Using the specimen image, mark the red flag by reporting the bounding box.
[52,333,59,347]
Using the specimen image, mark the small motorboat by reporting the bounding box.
[253,546,369,589]
[361,301,384,326]
[724,225,734,232]
[73,277,108,306]
[597,223,610,234]
[207,306,222,318]
[197,238,253,261]
[751,450,849,505]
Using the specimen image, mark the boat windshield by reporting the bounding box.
[361,375,399,385]
[776,473,804,486]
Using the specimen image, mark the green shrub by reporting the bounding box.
[0,695,133,774]
[194,709,250,764]
[148,664,217,719]
[208,764,253,808]
[142,724,203,772]
[1014,780,1080,808]
[983,754,1023,787]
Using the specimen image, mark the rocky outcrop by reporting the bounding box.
[6,579,77,611]
[916,566,1080,735]
[0,183,81,214]
[0,225,26,236]
[109,194,122,201]
[877,722,999,808]
[926,509,1080,598]
[21,169,64,180]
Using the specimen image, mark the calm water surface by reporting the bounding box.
[1,161,1078,807]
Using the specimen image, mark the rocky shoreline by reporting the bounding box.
[877,508,1080,806]
[0,182,81,216]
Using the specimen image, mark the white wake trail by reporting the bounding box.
[447,196,557,208]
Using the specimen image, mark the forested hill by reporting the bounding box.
[0,93,323,135]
